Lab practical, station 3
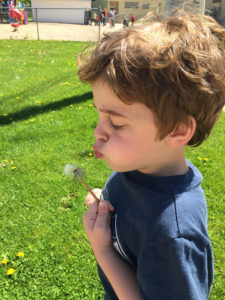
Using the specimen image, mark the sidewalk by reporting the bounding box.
[0,22,123,42]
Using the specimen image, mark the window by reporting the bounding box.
[125,2,139,8]
[142,3,150,9]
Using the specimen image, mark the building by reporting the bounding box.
[92,0,164,18]
[31,0,92,24]
[30,0,225,26]
[92,0,225,25]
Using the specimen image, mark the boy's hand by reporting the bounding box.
[85,188,102,206]
[83,191,114,256]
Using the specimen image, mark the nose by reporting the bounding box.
[94,121,109,142]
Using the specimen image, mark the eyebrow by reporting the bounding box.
[93,103,128,118]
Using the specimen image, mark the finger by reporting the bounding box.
[85,188,102,206]
[92,188,102,199]
[83,200,99,230]
[107,202,115,212]
[86,200,99,219]
[95,201,111,229]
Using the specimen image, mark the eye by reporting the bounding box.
[110,120,125,130]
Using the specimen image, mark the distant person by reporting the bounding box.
[123,17,129,28]
[79,9,225,300]
[109,8,115,28]
[102,9,107,26]
[95,15,99,25]
[130,13,135,25]
[99,9,103,24]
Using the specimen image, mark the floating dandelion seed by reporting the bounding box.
[64,164,99,203]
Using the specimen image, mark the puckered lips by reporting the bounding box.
[93,145,103,158]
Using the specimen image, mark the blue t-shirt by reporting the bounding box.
[98,160,213,300]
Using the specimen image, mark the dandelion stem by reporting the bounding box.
[79,177,100,203]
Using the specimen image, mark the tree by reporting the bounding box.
[16,0,31,5]
[21,0,31,5]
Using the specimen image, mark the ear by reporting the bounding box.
[166,116,196,147]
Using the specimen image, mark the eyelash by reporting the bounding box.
[110,120,124,130]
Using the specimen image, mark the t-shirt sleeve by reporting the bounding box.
[137,237,213,300]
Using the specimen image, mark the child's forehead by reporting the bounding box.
[92,78,152,120]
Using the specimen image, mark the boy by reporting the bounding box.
[78,10,225,300]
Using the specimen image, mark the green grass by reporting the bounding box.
[0,40,224,299]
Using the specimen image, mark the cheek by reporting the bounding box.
[107,135,139,158]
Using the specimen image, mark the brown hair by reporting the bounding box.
[78,10,225,146]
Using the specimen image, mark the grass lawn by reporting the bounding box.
[0,40,224,299]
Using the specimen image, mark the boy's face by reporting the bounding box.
[92,78,168,175]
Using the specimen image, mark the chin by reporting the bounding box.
[108,163,135,173]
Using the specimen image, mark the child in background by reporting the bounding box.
[109,8,115,27]
[130,13,135,25]
[96,14,99,25]
[78,10,225,300]
[123,16,129,28]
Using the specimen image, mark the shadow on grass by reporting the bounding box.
[0,91,93,126]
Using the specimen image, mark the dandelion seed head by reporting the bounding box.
[64,164,83,179]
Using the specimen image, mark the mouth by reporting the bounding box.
[93,145,103,158]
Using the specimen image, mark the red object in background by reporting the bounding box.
[11,23,20,27]
[10,9,22,22]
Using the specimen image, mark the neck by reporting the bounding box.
[139,148,188,177]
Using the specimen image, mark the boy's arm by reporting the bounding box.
[136,237,213,300]
[83,199,142,300]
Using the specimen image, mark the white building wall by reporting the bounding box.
[31,0,91,24]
